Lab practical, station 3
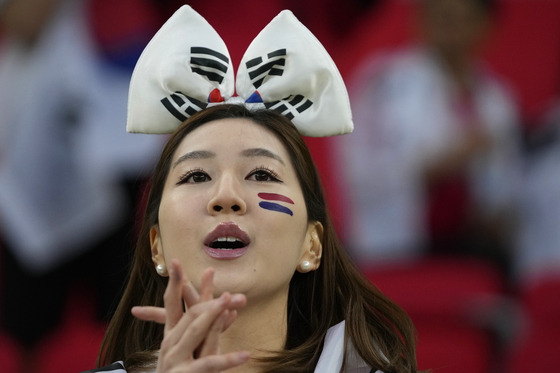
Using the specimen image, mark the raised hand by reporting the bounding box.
[132,260,249,372]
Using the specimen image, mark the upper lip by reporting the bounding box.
[204,222,251,248]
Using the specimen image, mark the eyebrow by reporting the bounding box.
[241,148,285,165]
[172,150,216,169]
[172,148,285,169]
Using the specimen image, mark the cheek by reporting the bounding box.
[257,192,296,217]
[254,192,308,250]
[158,193,203,245]
[162,188,207,216]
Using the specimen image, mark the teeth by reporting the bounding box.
[210,236,245,249]
[216,237,240,242]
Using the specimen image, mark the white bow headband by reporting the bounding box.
[127,5,353,137]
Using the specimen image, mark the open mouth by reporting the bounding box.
[204,222,251,252]
[210,237,247,250]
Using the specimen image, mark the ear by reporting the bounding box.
[297,221,323,273]
[150,225,168,277]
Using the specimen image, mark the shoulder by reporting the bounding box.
[80,361,126,373]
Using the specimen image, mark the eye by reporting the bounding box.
[177,169,211,184]
[247,167,281,182]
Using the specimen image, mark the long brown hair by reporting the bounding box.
[98,104,418,372]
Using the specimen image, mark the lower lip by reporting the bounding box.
[204,246,248,259]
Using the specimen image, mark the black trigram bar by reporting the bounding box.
[190,47,229,84]
[246,49,286,89]
[265,94,313,120]
[161,91,208,122]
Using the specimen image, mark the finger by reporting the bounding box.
[182,279,200,308]
[222,309,237,332]
[131,306,166,324]
[174,292,232,355]
[163,259,186,333]
[131,301,234,331]
[198,309,227,358]
[216,293,246,331]
[160,291,232,358]
[229,293,247,310]
[199,267,215,302]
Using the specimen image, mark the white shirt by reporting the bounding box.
[336,46,521,264]
[315,321,381,373]
[513,100,560,283]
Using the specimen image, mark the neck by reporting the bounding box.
[220,293,289,373]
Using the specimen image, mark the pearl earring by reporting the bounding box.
[300,260,312,272]
[156,264,166,275]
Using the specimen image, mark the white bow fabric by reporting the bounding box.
[127,5,353,137]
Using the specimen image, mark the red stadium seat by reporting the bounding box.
[362,257,509,373]
[507,275,560,372]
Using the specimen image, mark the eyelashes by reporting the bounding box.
[247,166,282,182]
[177,168,208,185]
[177,166,282,185]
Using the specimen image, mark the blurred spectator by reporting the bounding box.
[337,0,521,273]
[0,0,164,371]
[513,98,560,285]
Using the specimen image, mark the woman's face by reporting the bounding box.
[151,118,321,302]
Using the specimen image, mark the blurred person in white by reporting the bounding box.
[514,99,560,284]
[0,0,164,370]
[337,0,521,272]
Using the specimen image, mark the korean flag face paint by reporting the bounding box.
[258,192,294,216]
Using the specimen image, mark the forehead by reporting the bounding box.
[175,118,287,156]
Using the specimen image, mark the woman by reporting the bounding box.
[87,6,418,373]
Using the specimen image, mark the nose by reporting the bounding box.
[207,173,247,215]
